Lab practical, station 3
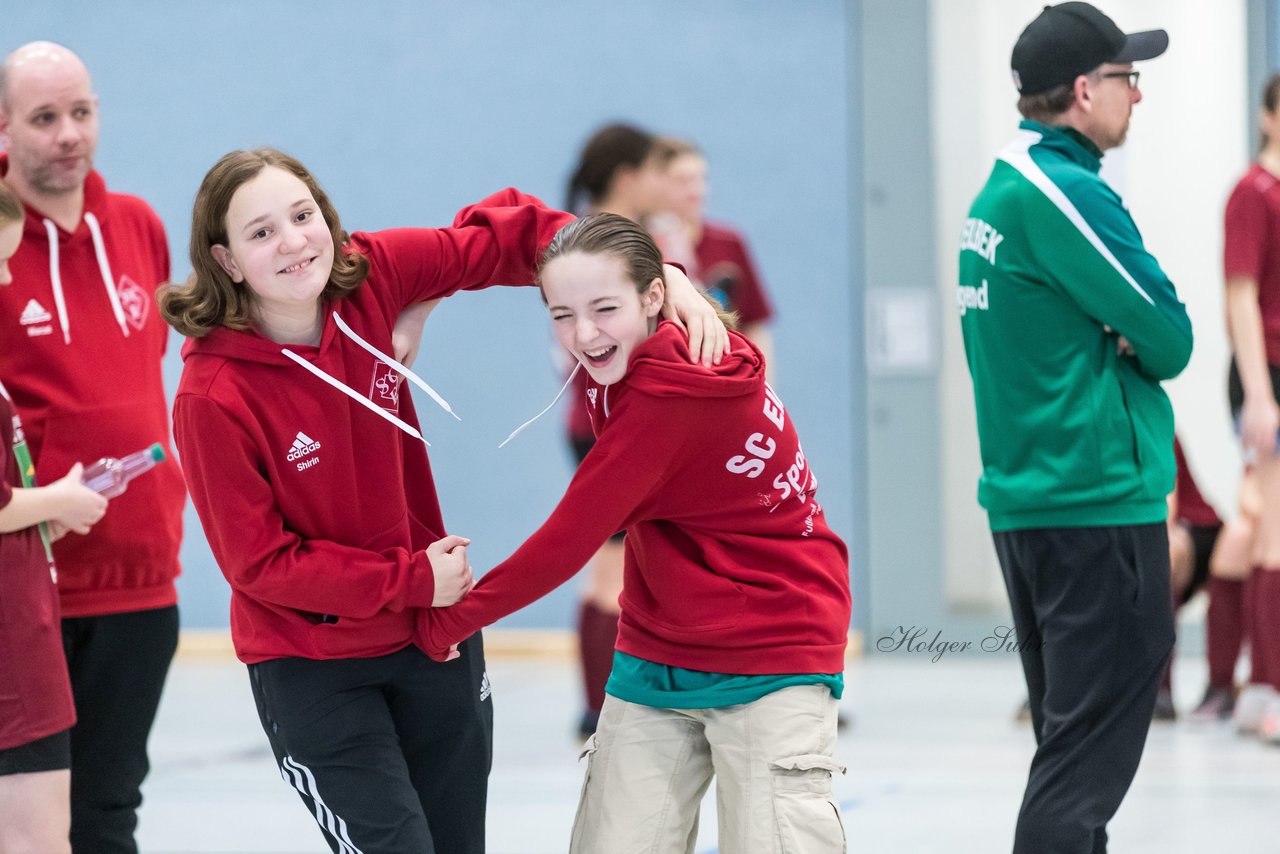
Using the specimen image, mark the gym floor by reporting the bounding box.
[136,645,1279,853]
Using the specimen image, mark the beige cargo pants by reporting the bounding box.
[569,684,846,853]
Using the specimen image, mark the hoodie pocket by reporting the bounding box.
[626,569,746,635]
[307,610,414,660]
[34,401,183,578]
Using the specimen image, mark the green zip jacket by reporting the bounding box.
[957,121,1193,531]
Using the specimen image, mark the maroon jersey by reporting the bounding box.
[0,379,75,750]
[1224,164,1280,365]
[696,221,774,327]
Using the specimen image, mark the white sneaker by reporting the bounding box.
[1234,684,1277,735]
[1261,696,1280,744]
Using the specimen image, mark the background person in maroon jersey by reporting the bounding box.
[1222,71,1280,742]
[649,136,777,382]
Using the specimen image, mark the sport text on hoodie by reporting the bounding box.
[420,323,852,676]
[0,156,186,617]
[172,189,573,664]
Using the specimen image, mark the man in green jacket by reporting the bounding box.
[958,4,1192,852]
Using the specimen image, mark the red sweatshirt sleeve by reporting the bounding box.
[358,188,574,312]
[175,394,436,618]
[417,401,674,658]
[1224,176,1268,282]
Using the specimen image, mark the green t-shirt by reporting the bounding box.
[606,650,843,710]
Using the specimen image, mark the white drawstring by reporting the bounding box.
[330,312,461,421]
[281,349,429,445]
[280,309,468,445]
[498,362,581,449]
[84,212,130,338]
[41,220,72,345]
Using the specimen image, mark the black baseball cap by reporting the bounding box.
[1010,2,1168,95]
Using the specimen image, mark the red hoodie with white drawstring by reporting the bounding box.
[420,322,851,675]
[172,189,573,664]
[0,155,186,617]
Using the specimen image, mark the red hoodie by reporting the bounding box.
[422,323,851,675]
[0,155,185,617]
[172,189,572,664]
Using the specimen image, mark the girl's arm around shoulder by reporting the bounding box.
[354,189,575,311]
[661,263,731,367]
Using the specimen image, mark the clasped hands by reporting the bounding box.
[424,534,474,662]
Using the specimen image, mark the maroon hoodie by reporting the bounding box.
[421,322,851,675]
[172,189,572,663]
[0,154,185,617]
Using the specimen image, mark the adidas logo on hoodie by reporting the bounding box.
[286,431,322,468]
[20,299,52,325]
[20,299,54,337]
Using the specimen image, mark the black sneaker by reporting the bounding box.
[1190,685,1236,722]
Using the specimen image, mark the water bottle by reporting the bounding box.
[82,443,166,498]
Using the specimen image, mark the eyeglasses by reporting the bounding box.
[1100,70,1140,88]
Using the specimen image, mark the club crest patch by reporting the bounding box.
[370,362,402,412]
[117,276,150,332]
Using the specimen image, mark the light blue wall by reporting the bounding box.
[5,1,861,630]
[1253,0,1276,150]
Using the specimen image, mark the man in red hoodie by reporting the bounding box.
[0,42,184,854]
